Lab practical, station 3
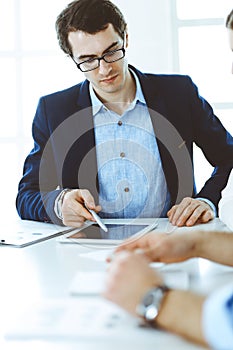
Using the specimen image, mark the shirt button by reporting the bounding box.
[118,120,122,126]
[124,187,130,192]
[120,152,125,158]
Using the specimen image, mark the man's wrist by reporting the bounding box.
[136,285,170,326]
[54,188,72,220]
[189,231,205,258]
[155,289,206,345]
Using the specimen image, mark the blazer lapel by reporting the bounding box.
[131,66,186,205]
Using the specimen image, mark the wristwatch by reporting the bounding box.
[56,188,72,220]
[136,285,170,325]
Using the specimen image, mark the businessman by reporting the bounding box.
[219,9,233,230]
[103,251,233,349]
[16,0,233,228]
[219,169,233,230]
[103,10,233,349]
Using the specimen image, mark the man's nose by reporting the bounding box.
[98,59,112,75]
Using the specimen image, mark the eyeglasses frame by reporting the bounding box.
[72,41,126,72]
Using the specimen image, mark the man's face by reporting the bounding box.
[228,28,233,73]
[68,24,128,97]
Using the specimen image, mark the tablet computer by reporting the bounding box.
[58,218,158,245]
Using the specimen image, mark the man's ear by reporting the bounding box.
[125,26,129,48]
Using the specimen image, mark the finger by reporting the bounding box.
[64,200,94,221]
[167,205,177,221]
[198,209,214,223]
[62,216,85,227]
[167,200,191,223]
[93,204,102,213]
[106,253,114,263]
[113,233,144,252]
[176,204,201,227]
[110,251,134,265]
[115,240,139,253]
[63,189,102,216]
[170,197,192,225]
[108,250,148,266]
[106,242,147,262]
[184,205,210,227]
[79,190,102,215]
[79,189,96,209]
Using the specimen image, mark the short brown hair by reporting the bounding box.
[226,9,233,30]
[56,0,127,56]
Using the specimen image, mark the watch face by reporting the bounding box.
[138,286,169,322]
[145,305,158,321]
[144,293,154,307]
[145,288,163,306]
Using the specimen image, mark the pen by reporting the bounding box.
[87,208,108,232]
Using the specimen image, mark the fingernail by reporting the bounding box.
[106,253,114,262]
[186,220,193,226]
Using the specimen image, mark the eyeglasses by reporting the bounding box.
[73,46,125,72]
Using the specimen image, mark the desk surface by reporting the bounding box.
[0,218,232,350]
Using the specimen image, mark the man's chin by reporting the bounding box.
[98,83,123,95]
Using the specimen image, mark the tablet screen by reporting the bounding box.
[68,223,149,241]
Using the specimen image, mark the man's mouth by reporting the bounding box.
[100,74,118,83]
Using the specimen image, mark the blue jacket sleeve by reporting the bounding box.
[16,97,64,225]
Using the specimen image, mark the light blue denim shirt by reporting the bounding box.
[203,283,233,350]
[89,70,170,218]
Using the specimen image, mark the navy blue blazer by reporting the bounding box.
[16,65,233,225]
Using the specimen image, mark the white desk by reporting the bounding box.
[0,218,232,350]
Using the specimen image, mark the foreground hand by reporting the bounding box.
[167,197,214,227]
[110,231,201,264]
[103,252,163,315]
[61,189,101,227]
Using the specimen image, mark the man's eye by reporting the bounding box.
[86,57,96,63]
[105,51,116,56]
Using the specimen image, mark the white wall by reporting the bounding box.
[113,0,175,73]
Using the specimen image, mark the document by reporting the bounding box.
[0,220,75,247]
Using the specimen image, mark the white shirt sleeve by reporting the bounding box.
[219,169,233,231]
[202,283,233,350]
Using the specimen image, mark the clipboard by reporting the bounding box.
[0,220,75,248]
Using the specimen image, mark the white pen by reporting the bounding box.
[87,208,108,232]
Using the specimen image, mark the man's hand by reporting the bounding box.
[61,189,101,227]
[110,231,201,264]
[104,250,207,347]
[103,251,163,315]
[167,197,214,227]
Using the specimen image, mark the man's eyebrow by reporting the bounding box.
[77,41,120,61]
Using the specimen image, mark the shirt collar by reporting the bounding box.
[89,83,103,116]
[131,69,146,105]
[89,68,146,117]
